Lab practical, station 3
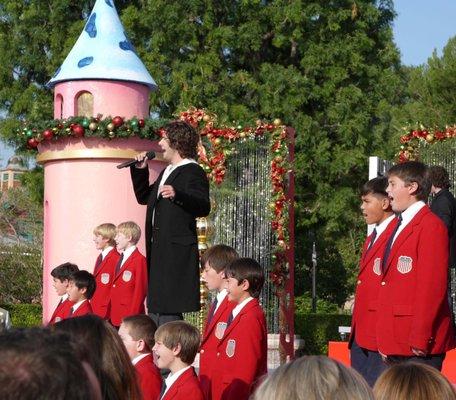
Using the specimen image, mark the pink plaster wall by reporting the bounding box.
[40,137,165,322]
[53,80,150,119]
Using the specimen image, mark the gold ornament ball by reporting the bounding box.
[425,133,434,143]
[108,131,115,138]
[269,202,276,210]
[214,138,221,145]
[203,115,210,122]
[107,122,115,131]
[89,122,98,131]
[273,118,282,126]
[278,240,286,248]
[239,131,246,138]
[36,133,43,142]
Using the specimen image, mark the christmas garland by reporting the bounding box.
[18,107,293,291]
[398,125,456,162]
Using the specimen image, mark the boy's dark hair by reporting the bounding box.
[51,263,79,281]
[163,120,199,160]
[69,271,96,300]
[225,258,265,299]
[200,244,239,273]
[155,321,200,365]
[361,176,388,197]
[387,161,431,201]
[122,315,157,351]
[428,165,451,189]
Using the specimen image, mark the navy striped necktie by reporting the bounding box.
[381,215,402,272]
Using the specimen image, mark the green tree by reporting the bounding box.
[0,0,403,305]
[392,36,456,132]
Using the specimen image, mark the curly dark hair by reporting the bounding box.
[163,120,199,159]
[428,165,451,189]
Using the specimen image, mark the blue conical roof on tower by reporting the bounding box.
[48,0,157,89]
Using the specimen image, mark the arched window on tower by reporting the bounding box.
[55,94,64,119]
[76,91,93,117]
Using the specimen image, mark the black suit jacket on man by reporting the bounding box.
[131,163,210,313]
[431,188,456,268]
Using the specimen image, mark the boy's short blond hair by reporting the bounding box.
[116,221,141,245]
[155,321,200,365]
[93,223,117,246]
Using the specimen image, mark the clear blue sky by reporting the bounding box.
[393,0,456,66]
[1,1,456,164]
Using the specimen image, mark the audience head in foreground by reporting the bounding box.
[0,327,101,400]
[373,362,456,400]
[252,355,374,400]
[54,314,141,400]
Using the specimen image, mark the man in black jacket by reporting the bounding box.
[131,120,210,326]
[429,166,456,269]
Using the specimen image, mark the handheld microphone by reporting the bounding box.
[116,151,156,169]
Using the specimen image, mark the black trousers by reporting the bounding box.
[350,339,386,387]
[149,312,183,327]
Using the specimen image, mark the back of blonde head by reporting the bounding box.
[374,362,456,400]
[252,355,373,400]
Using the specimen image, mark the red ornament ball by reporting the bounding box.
[72,124,85,137]
[28,138,39,148]
[112,116,124,127]
[138,119,145,128]
[43,129,54,140]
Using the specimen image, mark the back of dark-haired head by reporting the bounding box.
[163,120,199,160]
[361,176,388,197]
[200,244,239,273]
[54,315,141,400]
[51,262,79,281]
[155,321,200,365]
[387,161,431,201]
[122,314,157,351]
[428,165,451,189]
[69,270,96,300]
[225,257,265,298]
[0,327,95,400]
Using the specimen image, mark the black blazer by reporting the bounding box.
[131,163,210,313]
[431,188,456,268]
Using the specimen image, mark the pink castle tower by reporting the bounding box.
[39,0,165,322]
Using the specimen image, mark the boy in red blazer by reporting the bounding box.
[65,270,95,318]
[349,176,396,386]
[110,221,148,327]
[91,223,120,320]
[377,161,455,370]
[48,262,79,324]
[153,321,204,400]
[211,258,267,400]
[119,314,162,400]
[199,245,238,400]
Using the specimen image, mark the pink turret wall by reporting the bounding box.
[54,80,150,119]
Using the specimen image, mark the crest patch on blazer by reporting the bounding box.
[122,270,132,282]
[373,257,381,276]
[215,322,227,339]
[397,256,413,274]
[101,273,110,285]
[226,339,236,358]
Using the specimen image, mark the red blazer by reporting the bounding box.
[109,248,148,327]
[49,297,74,324]
[211,298,267,400]
[199,296,235,400]
[350,216,397,351]
[91,248,120,319]
[67,299,93,318]
[163,367,204,400]
[134,353,162,400]
[376,206,455,355]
